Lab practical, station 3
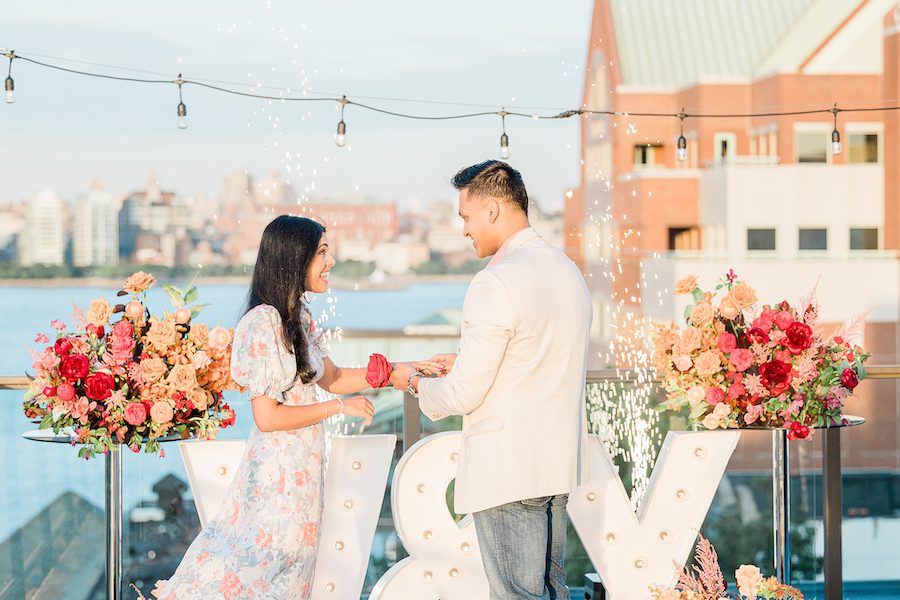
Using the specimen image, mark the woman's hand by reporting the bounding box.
[340,395,375,426]
[428,353,457,374]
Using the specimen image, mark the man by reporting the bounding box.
[392,160,592,599]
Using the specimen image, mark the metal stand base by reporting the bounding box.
[106,448,122,600]
[772,429,790,584]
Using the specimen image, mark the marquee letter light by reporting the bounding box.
[568,431,741,599]
[179,440,247,528]
[311,434,397,599]
[181,435,396,600]
[369,431,489,599]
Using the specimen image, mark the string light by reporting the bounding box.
[4,50,14,104]
[499,110,510,159]
[4,49,900,156]
[831,104,842,156]
[676,110,688,162]
[175,74,188,130]
[336,95,348,147]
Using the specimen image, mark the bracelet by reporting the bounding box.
[335,398,345,417]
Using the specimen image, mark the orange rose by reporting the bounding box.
[140,356,168,383]
[674,275,699,295]
[147,318,179,352]
[87,298,114,327]
[690,303,715,328]
[693,350,722,376]
[208,326,233,352]
[189,323,209,347]
[188,387,211,411]
[167,364,197,392]
[727,282,757,310]
[719,298,740,320]
[674,327,702,355]
[123,271,156,294]
[150,401,174,424]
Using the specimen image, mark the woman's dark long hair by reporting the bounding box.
[245,215,326,383]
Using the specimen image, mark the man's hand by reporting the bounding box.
[429,353,458,374]
[390,362,416,390]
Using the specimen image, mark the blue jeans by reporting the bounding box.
[473,493,569,600]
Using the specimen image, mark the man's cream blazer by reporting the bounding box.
[418,227,592,514]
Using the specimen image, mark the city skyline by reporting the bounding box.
[0,0,590,211]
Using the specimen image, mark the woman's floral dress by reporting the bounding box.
[157,304,328,600]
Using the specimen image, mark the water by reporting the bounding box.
[0,280,469,542]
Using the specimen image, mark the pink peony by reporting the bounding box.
[774,310,795,330]
[124,402,148,426]
[706,387,725,405]
[717,332,737,353]
[56,382,76,402]
[730,348,755,372]
[728,382,746,399]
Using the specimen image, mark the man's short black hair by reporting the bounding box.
[451,160,529,215]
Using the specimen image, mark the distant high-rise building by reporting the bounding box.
[223,170,254,206]
[18,191,65,266]
[119,173,191,266]
[254,171,296,206]
[72,180,118,267]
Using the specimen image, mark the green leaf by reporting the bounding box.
[691,288,704,303]
[190,303,211,318]
[161,284,185,307]
[683,305,693,321]
[184,286,199,305]
[39,414,54,429]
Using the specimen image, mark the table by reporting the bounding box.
[22,429,181,600]
[769,415,864,600]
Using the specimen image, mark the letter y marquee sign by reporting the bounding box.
[182,430,739,599]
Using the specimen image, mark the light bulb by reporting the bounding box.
[4,77,14,104]
[831,129,842,155]
[177,102,188,130]
[499,132,510,159]
[336,120,347,147]
[676,134,688,162]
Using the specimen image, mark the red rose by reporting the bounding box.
[747,327,769,345]
[42,386,57,398]
[124,402,148,426]
[717,332,737,354]
[840,368,859,389]
[365,353,393,389]
[60,354,90,381]
[84,372,115,400]
[86,324,105,338]
[54,337,73,355]
[759,359,793,394]
[784,322,813,354]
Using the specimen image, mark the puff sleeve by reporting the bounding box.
[230,305,297,401]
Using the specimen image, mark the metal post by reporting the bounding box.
[822,427,843,600]
[106,447,122,600]
[402,391,422,453]
[772,429,791,584]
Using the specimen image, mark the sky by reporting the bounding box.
[0,0,592,212]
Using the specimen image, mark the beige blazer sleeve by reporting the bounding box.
[418,270,516,420]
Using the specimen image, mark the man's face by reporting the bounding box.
[458,189,496,258]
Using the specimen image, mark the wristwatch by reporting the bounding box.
[407,370,422,398]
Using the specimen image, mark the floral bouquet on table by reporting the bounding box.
[652,270,870,440]
[650,534,803,599]
[23,272,241,459]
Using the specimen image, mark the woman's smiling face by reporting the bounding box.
[305,234,335,294]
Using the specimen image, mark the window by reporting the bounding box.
[799,228,827,250]
[747,228,776,251]
[848,133,879,164]
[796,131,827,163]
[713,133,736,164]
[850,228,878,250]
[668,227,701,250]
[633,144,661,168]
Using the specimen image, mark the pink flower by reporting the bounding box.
[50,320,66,331]
[728,382,746,399]
[34,333,49,344]
[192,350,212,370]
[730,348,754,372]
[673,354,693,372]
[717,332,737,353]
[208,327,233,351]
[775,310,795,330]
[124,402,148,426]
[752,308,777,331]
[706,387,725,405]
[702,414,721,430]
[112,320,134,337]
[744,404,763,425]
[56,382,76,402]
[713,402,731,418]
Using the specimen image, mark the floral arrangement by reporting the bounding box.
[24,272,240,459]
[652,270,869,439]
[651,534,803,599]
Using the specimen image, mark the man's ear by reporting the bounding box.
[487,199,500,224]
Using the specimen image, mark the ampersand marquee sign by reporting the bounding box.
[182,430,740,599]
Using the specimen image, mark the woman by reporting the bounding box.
[152,216,437,599]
